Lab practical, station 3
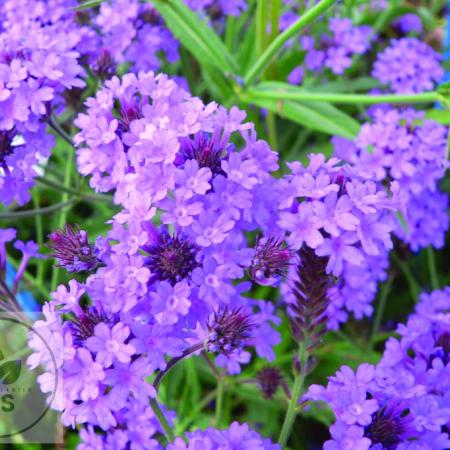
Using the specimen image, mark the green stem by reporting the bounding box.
[51,140,74,292]
[244,0,336,86]
[278,341,308,448]
[215,377,225,427]
[36,176,114,202]
[426,247,440,290]
[369,276,394,349]
[245,89,441,105]
[150,398,176,443]
[32,191,45,285]
[0,200,75,219]
[176,389,218,434]
[391,253,421,302]
[48,116,75,147]
[266,111,278,149]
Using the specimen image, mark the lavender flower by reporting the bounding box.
[308,287,450,449]
[278,153,398,329]
[333,108,448,252]
[372,38,443,93]
[167,421,280,450]
[256,367,283,400]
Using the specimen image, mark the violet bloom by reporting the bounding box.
[86,322,135,368]
[150,280,191,325]
[168,421,280,450]
[372,38,443,93]
[65,348,105,402]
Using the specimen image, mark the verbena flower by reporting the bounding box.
[278,154,398,329]
[308,287,450,449]
[372,37,443,93]
[167,421,280,449]
[333,107,448,251]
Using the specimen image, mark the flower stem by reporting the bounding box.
[369,276,394,349]
[391,253,421,302]
[246,88,440,105]
[0,200,75,219]
[244,0,336,86]
[215,377,225,427]
[153,342,204,390]
[278,341,308,448]
[48,115,75,147]
[150,398,176,443]
[426,246,440,290]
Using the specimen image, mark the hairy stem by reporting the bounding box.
[150,398,176,443]
[278,341,308,448]
[426,246,440,290]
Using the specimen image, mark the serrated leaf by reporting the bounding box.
[150,0,238,75]
[0,360,22,385]
[244,96,360,139]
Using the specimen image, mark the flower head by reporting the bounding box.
[48,225,99,273]
[207,306,254,355]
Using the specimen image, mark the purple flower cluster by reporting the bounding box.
[333,108,449,251]
[29,72,285,439]
[308,287,450,449]
[394,14,423,34]
[0,0,85,205]
[288,18,372,83]
[184,0,247,18]
[372,38,443,93]
[278,154,398,328]
[80,1,179,77]
[168,422,280,449]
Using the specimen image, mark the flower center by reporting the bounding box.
[144,230,200,285]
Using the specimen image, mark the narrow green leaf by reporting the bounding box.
[243,96,360,139]
[151,0,238,75]
[73,0,104,10]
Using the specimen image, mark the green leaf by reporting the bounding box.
[426,109,450,125]
[0,360,22,385]
[73,0,104,10]
[151,0,238,75]
[244,96,360,139]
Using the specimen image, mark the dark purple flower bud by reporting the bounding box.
[69,307,119,345]
[119,97,143,130]
[256,367,283,399]
[289,246,334,350]
[143,227,200,285]
[364,401,415,448]
[432,332,450,365]
[92,49,116,80]
[207,306,253,355]
[0,130,17,164]
[249,236,291,286]
[48,225,99,273]
[176,132,231,177]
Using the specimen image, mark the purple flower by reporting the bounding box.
[372,38,443,93]
[86,322,135,368]
[65,348,105,402]
[151,281,191,325]
[278,203,324,250]
[316,233,364,276]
